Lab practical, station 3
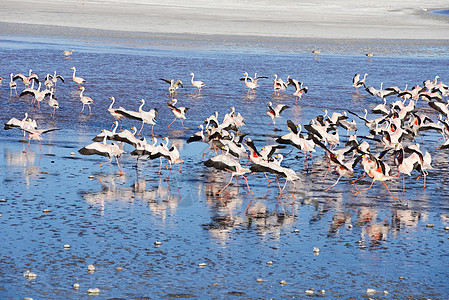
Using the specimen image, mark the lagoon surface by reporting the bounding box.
[0,35,449,299]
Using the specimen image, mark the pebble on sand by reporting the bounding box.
[266,261,273,265]
[313,247,320,254]
[256,278,263,282]
[73,283,80,289]
[198,262,207,267]
[426,224,435,228]
[23,297,33,300]
[305,289,314,295]
[43,209,51,213]
[64,244,71,249]
[87,288,100,295]
[444,226,449,230]
[279,280,288,285]
[88,175,95,180]
[23,270,37,278]
[154,241,162,245]
[366,288,376,295]
[116,267,123,271]
[88,264,96,272]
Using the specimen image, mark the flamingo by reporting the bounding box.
[108,97,125,131]
[79,87,93,114]
[266,101,290,130]
[159,78,183,96]
[288,77,308,101]
[9,73,17,96]
[71,67,86,88]
[22,127,60,152]
[242,72,258,94]
[167,98,189,129]
[190,72,205,92]
[204,145,252,195]
[352,73,368,93]
[13,69,39,88]
[115,99,158,135]
[149,137,183,177]
[79,134,125,175]
[47,89,59,117]
[63,49,75,57]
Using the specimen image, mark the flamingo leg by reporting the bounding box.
[202,146,211,159]
[80,104,85,114]
[323,163,332,181]
[277,178,288,199]
[242,175,253,194]
[264,172,273,187]
[402,174,405,196]
[178,161,183,173]
[137,122,144,136]
[116,156,123,176]
[244,200,253,215]
[24,138,31,153]
[158,157,162,174]
[304,151,309,173]
[353,179,376,195]
[181,119,188,129]
[167,118,176,128]
[351,173,366,184]
[325,175,342,192]
[218,174,235,195]
[382,181,398,200]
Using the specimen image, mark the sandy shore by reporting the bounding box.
[0,0,448,40]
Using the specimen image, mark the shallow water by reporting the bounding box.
[0,36,449,299]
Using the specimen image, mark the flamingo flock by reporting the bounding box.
[2,60,449,202]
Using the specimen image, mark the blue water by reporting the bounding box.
[432,9,449,16]
[0,36,449,299]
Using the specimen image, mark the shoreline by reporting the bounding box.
[1,21,449,57]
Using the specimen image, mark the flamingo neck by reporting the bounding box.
[139,100,145,112]
[72,68,76,78]
[109,97,115,109]
[112,122,119,133]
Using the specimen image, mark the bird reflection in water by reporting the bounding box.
[5,150,41,188]
[81,174,133,213]
[139,176,182,221]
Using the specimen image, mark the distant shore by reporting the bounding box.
[0,0,448,40]
[1,21,448,58]
[1,0,448,57]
